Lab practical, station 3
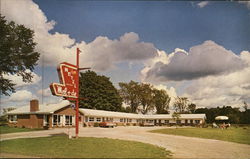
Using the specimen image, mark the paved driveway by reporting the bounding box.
[1,126,250,159]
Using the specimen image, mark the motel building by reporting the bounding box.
[7,99,206,129]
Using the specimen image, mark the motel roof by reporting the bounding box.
[79,108,145,118]
[79,108,206,119]
[7,100,206,119]
[7,100,71,115]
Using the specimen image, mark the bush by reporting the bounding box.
[83,123,87,127]
[116,123,125,126]
[94,122,99,127]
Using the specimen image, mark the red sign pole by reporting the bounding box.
[50,47,90,138]
[75,48,80,137]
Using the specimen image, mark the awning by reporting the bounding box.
[215,116,229,120]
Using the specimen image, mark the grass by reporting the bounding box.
[0,125,43,134]
[150,127,250,145]
[0,135,172,158]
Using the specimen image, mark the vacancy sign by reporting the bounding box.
[50,62,78,98]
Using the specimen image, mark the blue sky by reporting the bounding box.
[35,0,249,53]
[1,0,250,110]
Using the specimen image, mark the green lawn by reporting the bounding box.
[0,125,43,134]
[150,127,250,145]
[0,135,172,158]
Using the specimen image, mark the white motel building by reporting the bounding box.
[7,100,206,129]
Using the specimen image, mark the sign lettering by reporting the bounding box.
[50,62,78,98]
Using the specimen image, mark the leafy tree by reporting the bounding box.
[138,83,154,114]
[243,101,248,112]
[153,89,171,114]
[0,15,39,95]
[173,97,189,113]
[119,81,171,114]
[120,106,132,113]
[119,81,140,113]
[79,71,122,111]
[187,103,196,113]
[194,106,250,124]
[172,112,180,128]
[0,107,16,123]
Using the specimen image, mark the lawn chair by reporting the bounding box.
[212,122,218,128]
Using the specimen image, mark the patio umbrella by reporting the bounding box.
[215,116,229,120]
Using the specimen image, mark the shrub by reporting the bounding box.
[83,123,87,127]
[94,122,99,127]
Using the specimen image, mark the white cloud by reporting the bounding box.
[37,87,51,97]
[1,0,157,72]
[197,1,210,8]
[8,90,37,102]
[3,70,41,88]
[77,32,157,71]
[184,51,250,108]
[142,40,246,82]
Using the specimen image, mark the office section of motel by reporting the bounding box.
[7,100,206,129]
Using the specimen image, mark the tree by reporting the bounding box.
[188,103,196,113]
[194,106,247,124]
[173,97,189,113]
[243,101,248,112]
[0,107,16,123]
[138,83,154,114]
[0,15,39,95]
[153,89,171,114]
[79,71,122,111]
[119,81,140,113]
[172,112,180,128]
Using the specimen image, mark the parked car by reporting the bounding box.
[99,122,116,128]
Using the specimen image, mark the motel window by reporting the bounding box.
[85,117,88,122]
[165,120,169,124]
[195,120,200,124]
[9,115,17,122]
[120,118,123,122]
[96,118,101,122]
[53,115,57,125]
[190,120,193,124]
[176,120,181,124]
[106,118,113,122]
[185,120,188,124]
[43,115,49,126]
[129,119,132,123]
[89,117,94,122]
[53,115,62,126]
[65,115,73,126]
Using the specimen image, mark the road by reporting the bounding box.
[1,126,250,158]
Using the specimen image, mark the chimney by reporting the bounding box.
[30,99,39,112]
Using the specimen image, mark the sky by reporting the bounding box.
[1,0,250,111]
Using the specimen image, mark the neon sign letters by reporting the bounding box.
[50,62,78,98]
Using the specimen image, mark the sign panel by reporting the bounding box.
[50,62,78,98]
